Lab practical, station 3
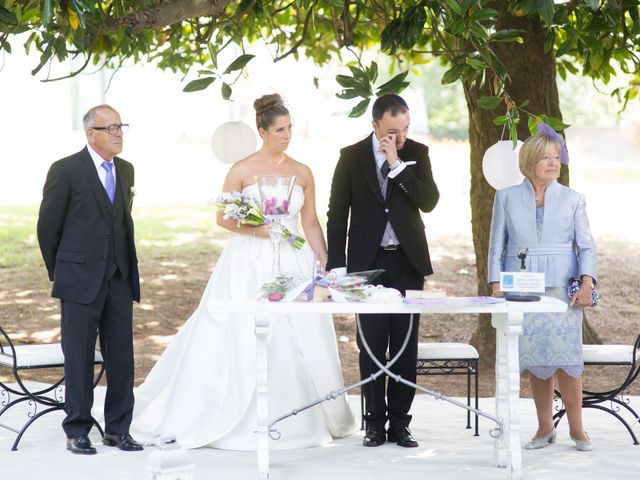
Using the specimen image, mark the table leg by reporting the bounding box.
[255,313,270,479]
[492,310,523,480]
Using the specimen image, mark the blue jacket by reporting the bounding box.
[487,179,597,287]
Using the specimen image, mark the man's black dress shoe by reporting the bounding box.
[102,433,144,451]
[387,426,419,448]
[67,435,97,455]
[363,425,386,447]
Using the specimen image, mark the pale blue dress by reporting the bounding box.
[519,206,583,379]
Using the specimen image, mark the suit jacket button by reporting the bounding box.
[102,256,107,261]
[384,208,389,213]
[105,233,110,239]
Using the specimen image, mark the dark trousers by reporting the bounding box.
[358,248,424,429]
[60,270,135,438]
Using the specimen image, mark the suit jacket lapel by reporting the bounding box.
[80,147,113,219]
[114,158,133,224]
[358,134,385,204]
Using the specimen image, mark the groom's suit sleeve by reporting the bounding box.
[389,142,439,213]
[37,159,70,281]
[326,147,352,271]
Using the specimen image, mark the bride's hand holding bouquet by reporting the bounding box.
[214,191,305,249]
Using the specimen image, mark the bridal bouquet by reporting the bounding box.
[214,191,305,249]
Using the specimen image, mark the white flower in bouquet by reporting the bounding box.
[213,191,306,249]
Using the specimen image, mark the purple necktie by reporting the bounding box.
[101,161,115,204]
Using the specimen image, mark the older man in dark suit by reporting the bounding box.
[37,105,143,454]
[327,94,439,448]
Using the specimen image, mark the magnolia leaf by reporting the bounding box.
[445,0,462,15]
[470,8,498,22]
[0,5,19,25]
[509,122,518,148]
[348,98,371,118]
[221,82,232,100]
[492,115,509,126]
[223,54,255,74]
[542,115,571,131]
[336,74,361,88]
[42,0,53,26]
[489,29,523,43]
[478,96,503,110]
[528,116,538,135]
[183,77,216,92]
[538,0,555,26]
[465,56,487,70]
[441,64,464,84]
[375,70,409,95]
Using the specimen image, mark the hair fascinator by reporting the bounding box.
[536,122,569,165]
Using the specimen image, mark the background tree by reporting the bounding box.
[2,0,639,364]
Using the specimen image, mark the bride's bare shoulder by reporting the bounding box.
[227,154,260,181]
[287,157,314,188]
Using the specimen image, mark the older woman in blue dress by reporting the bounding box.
[488,125,598,452]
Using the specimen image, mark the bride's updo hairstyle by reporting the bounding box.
[254,93,289,131]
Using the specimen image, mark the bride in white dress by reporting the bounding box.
[131,94,358,450]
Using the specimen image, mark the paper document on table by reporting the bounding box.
[403,296,505,308]
[405,289,447,299]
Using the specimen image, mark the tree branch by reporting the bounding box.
[118,0,234,32]
[273,1,316,62]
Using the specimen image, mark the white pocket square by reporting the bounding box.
[404,161,417,166]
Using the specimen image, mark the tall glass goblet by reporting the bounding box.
[256,175,297,277]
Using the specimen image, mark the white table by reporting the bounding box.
[208,296,567,480]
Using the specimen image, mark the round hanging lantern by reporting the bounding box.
[482,140,524,191]
[211,121,257,164]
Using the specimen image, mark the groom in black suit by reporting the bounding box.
[327,94,439,447]
[37,105,143,454]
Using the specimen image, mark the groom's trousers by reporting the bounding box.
[357,247,423,429]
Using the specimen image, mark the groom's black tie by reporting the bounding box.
[380,162,390,179]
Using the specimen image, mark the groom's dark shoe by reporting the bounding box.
[387,426,419,448]
[102,433,144,451]
[363,425,386,447]
[67,435,97,455]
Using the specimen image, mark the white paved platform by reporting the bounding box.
[1,388,639,479]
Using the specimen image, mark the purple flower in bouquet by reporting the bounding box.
[214,191,305,249]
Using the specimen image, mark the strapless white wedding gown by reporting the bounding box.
[131,184,358,450]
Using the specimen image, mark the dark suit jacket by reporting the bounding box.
[37,147,140,304]
[327,134,439,276]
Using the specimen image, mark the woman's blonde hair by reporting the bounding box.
[519,134,563,180]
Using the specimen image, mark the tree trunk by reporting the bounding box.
[465,1,600,367]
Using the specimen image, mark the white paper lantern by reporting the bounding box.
[211,121,257,164]
[482,140,525,191]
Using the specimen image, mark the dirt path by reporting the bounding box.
[2,235,638,399]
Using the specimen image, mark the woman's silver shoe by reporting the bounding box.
[523,428,557,450]
[570,433,593,451]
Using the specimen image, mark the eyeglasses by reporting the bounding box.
[91,124,129,135]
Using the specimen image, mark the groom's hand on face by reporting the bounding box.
[380,133,399,163]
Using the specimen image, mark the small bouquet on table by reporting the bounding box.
[213,191,305,249]
[258,267,399,303]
